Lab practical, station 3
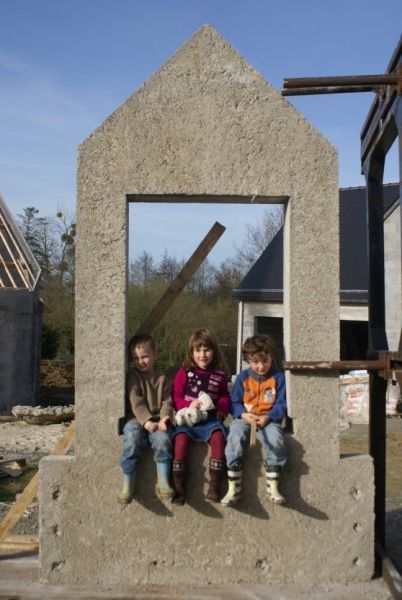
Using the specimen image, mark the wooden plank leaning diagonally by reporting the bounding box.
[137,221,225,334]
[0,421,76,545]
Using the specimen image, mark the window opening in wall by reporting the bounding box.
[256,317,285,365]
[127,195,286,379]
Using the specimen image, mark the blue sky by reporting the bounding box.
[1,1,400,265]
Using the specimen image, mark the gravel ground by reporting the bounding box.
[0,420,70,535]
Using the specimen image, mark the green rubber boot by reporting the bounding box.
[155,461,175,499]
[118,473,135,504]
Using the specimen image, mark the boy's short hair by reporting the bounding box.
[128,333,156,354]
[242,334,276,362]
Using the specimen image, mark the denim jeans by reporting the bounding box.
[225,418,287,471]
[120,419,172,475]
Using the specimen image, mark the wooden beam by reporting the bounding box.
[127,193,288,205]
[0,534,38,551]
[0,225,31,289]
[0,212,35,288]
[137,222,225,334]
[249,419,257,447]
[0,421,75,545]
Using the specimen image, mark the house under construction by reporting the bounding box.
[0,195,41,413]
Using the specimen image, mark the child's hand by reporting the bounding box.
[144,420,158,432]
[241,412,255,426]
[256,415,269,428]
[157,416,170,431]
[190,399,201,409]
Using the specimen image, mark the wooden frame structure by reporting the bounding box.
[0,196,40,290]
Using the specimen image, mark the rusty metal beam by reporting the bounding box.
[283,85,385,96]
[283,358,386,372]
[284,352,402,377]
[283,74,399,88]
[361,36,402,140]
[282,68,402,97]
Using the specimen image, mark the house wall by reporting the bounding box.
[237,300,368,371]
[384,203,401,350]
[236,301,283,371]
[0,289,41,413]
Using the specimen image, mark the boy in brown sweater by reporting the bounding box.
[118,333,174,504]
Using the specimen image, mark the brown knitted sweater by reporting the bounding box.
[126,369,173,426]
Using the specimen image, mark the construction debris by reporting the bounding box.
[0,457,27,478]
[11,405,74,425]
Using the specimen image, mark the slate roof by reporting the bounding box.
[233,183,400,304]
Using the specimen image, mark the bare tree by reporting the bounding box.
[156,250,183,283]
[212,260,242,297]
[129,251,156,286]
[233,205,284,275]
[55,210,76,288]
[18,207,57,279]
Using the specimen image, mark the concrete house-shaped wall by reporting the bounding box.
[40,26,374,586]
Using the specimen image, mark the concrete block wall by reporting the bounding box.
[0,289,41,413]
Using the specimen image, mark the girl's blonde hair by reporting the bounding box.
[183,328,227,371]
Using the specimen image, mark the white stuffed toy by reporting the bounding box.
[175,391,214,427]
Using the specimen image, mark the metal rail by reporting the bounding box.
[283,351,402,384]
[282,65,402,96]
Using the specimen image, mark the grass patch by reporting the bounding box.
[0,466,38,503]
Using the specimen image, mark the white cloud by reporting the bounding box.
[0,51,87,129]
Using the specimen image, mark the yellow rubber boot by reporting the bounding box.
[266,471,285,504]
[220,469,242,506]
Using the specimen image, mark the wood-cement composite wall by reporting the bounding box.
[40,25,374,586]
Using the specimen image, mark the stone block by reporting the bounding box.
[40,441,373,586]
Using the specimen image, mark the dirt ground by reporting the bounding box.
[340,418,402,572]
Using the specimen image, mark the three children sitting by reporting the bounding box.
[118,331,287,507]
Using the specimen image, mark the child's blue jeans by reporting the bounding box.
[120,419,172,475]
[225,418,287,471]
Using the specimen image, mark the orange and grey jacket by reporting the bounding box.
[230,367,287,423]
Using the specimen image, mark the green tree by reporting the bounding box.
[17,206,76,359]
[41,323,61,359]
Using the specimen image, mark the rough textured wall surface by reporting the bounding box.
[40,25,373,585]
[385,204,401,350]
